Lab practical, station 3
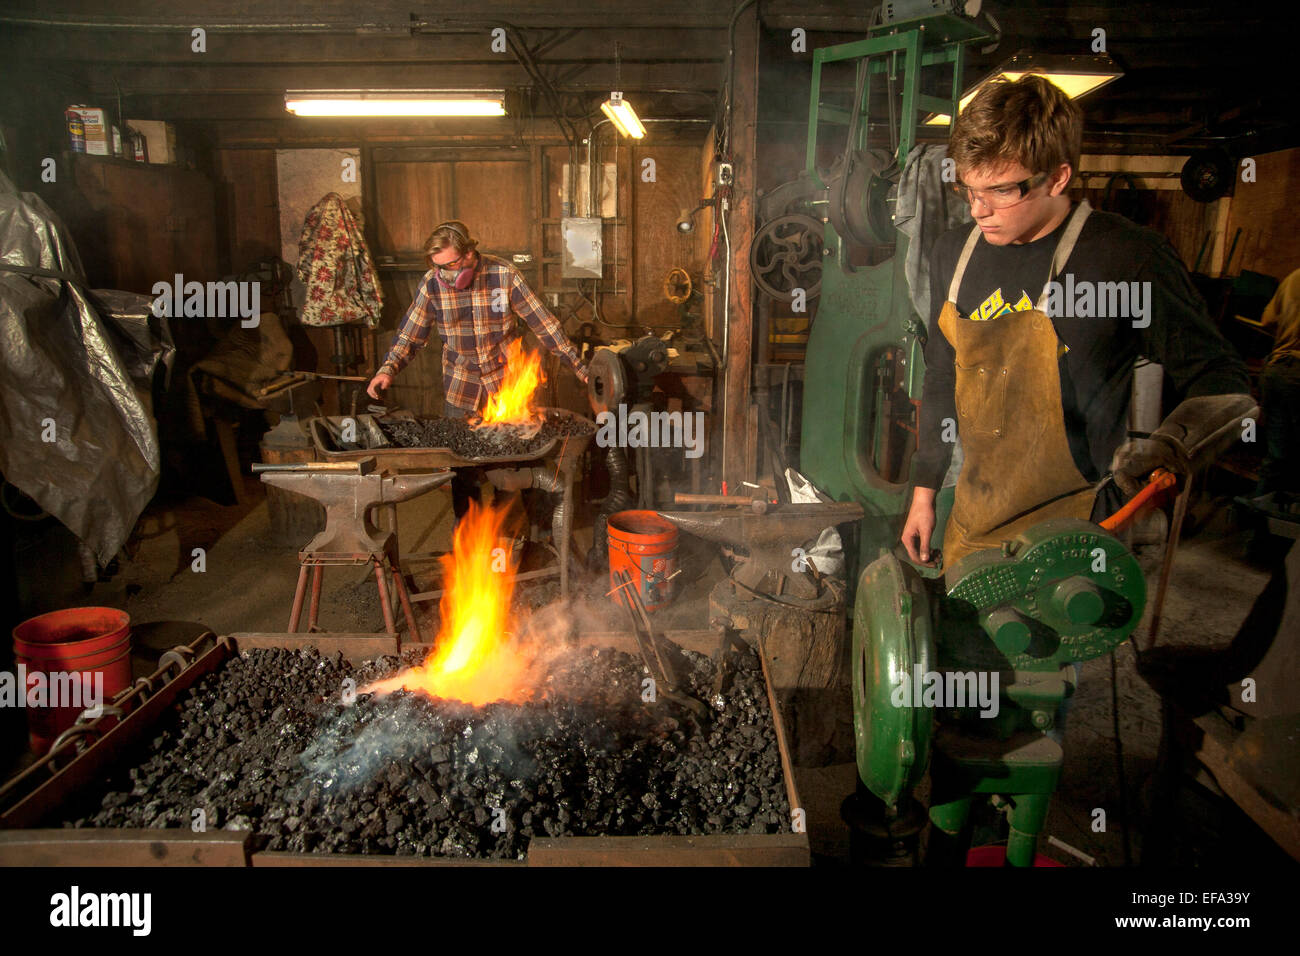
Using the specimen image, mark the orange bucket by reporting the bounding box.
[608,510,679,612]
[12,607,132,754]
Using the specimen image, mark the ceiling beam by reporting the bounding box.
[0,25,727,65]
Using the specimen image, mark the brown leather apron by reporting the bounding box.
[939,200,1098,570]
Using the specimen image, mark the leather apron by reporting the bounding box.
[939,200,1097,570]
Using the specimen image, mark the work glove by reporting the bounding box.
[1109,437,1188,499]
[1110,393,1258,499]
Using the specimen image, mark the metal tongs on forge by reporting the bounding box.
[611,569,710,720]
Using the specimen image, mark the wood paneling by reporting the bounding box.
[54,155,218,293]
[214,149,279,274]
[1225,147,1300,282]
[453,161,532,255]
[1076,185,1218,272]
[372,161,453,256]
[632,144,709,330]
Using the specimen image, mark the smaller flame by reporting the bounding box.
[478,339,545,427]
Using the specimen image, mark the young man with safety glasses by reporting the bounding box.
[901,75,1253,570]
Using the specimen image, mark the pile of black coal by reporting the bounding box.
[64,644,790,860]
[380,411,594,461]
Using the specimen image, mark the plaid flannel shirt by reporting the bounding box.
[378,254,586,413]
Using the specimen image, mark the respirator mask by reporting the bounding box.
[432,221,478,290]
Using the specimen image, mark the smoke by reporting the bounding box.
[291,691,542,800]
[291,584,652,799]
[292,694,441,797]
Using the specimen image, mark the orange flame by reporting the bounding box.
[479,339,545,426]
[365,500,534,705]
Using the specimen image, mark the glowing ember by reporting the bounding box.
[478,339,545,428]
[365,499,534,706]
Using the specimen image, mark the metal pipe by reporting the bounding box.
[719,195,732,484]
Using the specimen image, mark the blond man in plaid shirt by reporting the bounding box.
[367,220,589,518]
[367,220,589,412]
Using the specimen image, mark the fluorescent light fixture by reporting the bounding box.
[601,92,646,139]
[925,53,1122,125]
[284,90,506,117]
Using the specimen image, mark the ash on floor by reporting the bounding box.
[64,644,789,860]
[380,412,594,460]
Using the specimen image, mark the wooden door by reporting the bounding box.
[369,149,535,415]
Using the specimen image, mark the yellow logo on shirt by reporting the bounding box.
[969,289,1068,354]
[971,289,1034,321]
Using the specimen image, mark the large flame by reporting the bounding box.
[365,499,534,705]
[478,339,545,427]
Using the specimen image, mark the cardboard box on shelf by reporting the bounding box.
[127,119,177,165]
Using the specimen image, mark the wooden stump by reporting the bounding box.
[711,580,853,767]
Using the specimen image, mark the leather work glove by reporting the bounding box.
[1110,394,1258,499]
[1110,437,1189,499]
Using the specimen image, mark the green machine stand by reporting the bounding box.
[796,12,990,579]
[852,520,1147,866]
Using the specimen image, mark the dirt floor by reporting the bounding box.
[4,472,1294,867]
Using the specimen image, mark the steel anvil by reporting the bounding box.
[257,461,453,557]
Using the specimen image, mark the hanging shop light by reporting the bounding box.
[601,92,647,139]
[925,52,1123,125]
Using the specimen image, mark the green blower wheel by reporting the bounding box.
[852,551,935,807]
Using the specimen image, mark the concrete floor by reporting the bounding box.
[6,473,1292,866]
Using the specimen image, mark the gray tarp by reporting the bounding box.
[0,171,172,566]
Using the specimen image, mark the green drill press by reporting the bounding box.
[850,519,1147,866]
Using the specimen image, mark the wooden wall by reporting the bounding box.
[214,149,279,275]
[1075,183,1219,272]
[1225,147,1300,283]
[55,155,218,293]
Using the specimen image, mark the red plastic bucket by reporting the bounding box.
[966,845,1065,867]
[608,511,679,612]
[12,607,132,755]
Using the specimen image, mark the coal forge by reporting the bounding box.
[63,645,790,860]
[379,410,594,460]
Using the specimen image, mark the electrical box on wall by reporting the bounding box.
[561,218,603,278]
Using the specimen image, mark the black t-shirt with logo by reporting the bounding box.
[912,204,1250,489]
